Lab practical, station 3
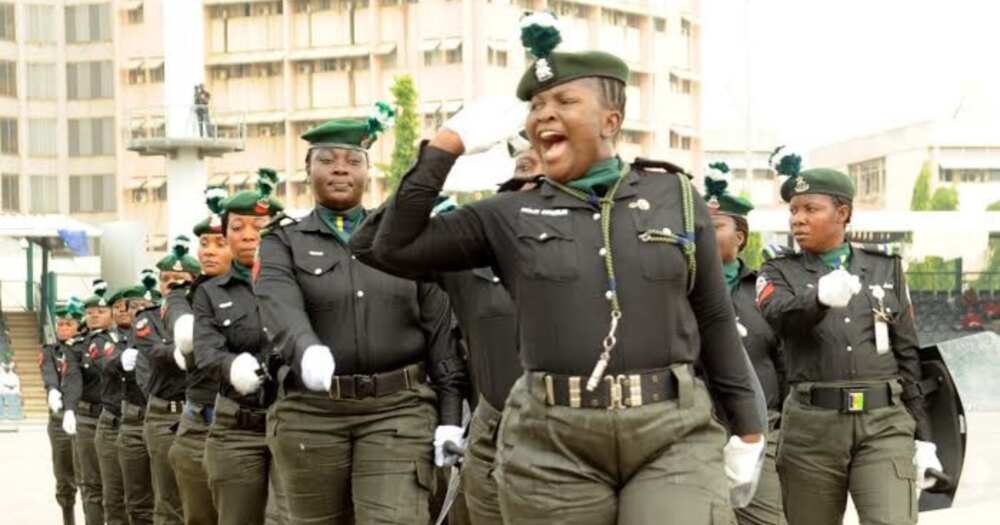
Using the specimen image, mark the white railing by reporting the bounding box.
[124,105,247,149]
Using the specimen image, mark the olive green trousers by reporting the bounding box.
[95,411,128,525]
[74,412,105,525]
[143,397,184,525]
[735,412,785,525]
[119,403,154,525]
[167,403,218,525]
[462,396,503,525]
[47,413,78,515]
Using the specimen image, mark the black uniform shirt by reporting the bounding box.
[731,260,786,411]
[758,245,931,439]
[256,208,466,426]
[84,328,127,416]
[164,279,219,407]
[63,335,102,412]
[354,144,764,436]
[133,303,185,402]
[39,341,70,394]
[192,267,271,409]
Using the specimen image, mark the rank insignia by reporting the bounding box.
[794,177,809,193]
[628,198,651,211]
[136,318,152,338]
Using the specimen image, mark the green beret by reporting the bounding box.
[516,13,628,101]
[222,168,284,216]
[302,101,395,151]
[83,279,111,308]
[156,236,202,275]
[55,297,85,320]
[194,187,228,237]
[780,168,856,203]
[118,269,162,303]
[704,163,754,217]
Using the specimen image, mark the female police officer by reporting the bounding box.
[254,104,467,525]
[355,13,765,524]
[757,156,942,525]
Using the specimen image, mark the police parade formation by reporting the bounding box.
[36,12,958,525]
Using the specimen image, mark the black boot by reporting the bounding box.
[61,505,76,525]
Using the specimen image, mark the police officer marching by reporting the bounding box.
[167,188,233,525]
[356,12,767,524]
[254,103,468,525]
[703,164,788,525]
[757,153,944,525]
[41,298,84,525]
[192,168,287,525]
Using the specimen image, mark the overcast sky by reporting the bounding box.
[700,0,1000,149]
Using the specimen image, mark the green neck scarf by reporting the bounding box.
[723,259,741,292]
[231,260,251,283]
[819,243,852,270]
[567,156,622,196]
[318,204,365,243]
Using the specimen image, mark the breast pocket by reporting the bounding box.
[214,302,249,334]
[291,245,340,279]
[515,214,579,282]
[631,208,688,282]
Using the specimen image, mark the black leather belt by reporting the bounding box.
[121,401,146,424]
[78,401,102,418]
[329,363,426,400]
[544,368,679,409]
[234,409,267,433]
[807,383,893,413]
[148,396,184,415]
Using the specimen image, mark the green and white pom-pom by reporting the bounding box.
[367,101,396,136]
[520,11,561,58]
[172,235,191,258]
[775,154,802,178]
[67,296,85,317]
[205,187,228,216]
[140,269,158,293]
[91,278,108,298]
[256,168,279,198]
[706,161,731,181]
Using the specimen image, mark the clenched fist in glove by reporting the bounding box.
[442,97,529,155]
[818,268,861,308]
[914,440,945,490]
[121,348,139,372]
[229,352,263,395]
[62,410,77,435]
[434,425,465,468]
[47,389,63,413]
[724,435,766,508]
[300,345,335,392]
[174,314,195,355]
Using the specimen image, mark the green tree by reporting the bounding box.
[910,162,932,211]
[384,75,420,192]
[742,232,764,270]
[929,186,959,211]
[986,200,1000,211]
[906,256,959,291]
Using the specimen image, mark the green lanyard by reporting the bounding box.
[545,164,629,392]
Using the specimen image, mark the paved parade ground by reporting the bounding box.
[1,412,998,524]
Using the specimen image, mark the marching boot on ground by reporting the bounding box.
[353,12,766,525]
[193,169,288,525]
[41,300,84,525]
[703,164,788,525]
[168,189,232,525]
[254,107,468,525]
[757,154,943,525]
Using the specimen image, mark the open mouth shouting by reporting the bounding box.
[536,129,569,165]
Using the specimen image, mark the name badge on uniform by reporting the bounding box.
[871,285,891,354]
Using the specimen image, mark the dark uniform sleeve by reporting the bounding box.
[687,197,766,436]
[758,259,827,334]
[62,346,83,412]
[363,143,493,274]
[351,204,436,281]
[772,339,789,403]
[130,323,151,393]
[192,285,236,384]
[892,258,932,441]
[418,281,468,427]
[164,286,197,370]
[255,231,323,379]
[39,344,60,393]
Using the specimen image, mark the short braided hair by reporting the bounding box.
[593,77,626,143]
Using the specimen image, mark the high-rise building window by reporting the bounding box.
[848,157,886,201]
[28,119,57,157]
[30,175,60,213]
[445,43,463,64]
[0,61,16,97]
[487,47,508,67]
[65,4,112,43]
[70,174,117,213]
[27,5,56,43]
[68,61,115,99]
[0,117,17,154]
[0,3,14,41]
[69,117,115,157]
[1,173,18,211]
[27,63,57,99]
[126,3,144,24]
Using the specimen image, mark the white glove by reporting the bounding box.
[914,440,944,490]
[434,425,465,468]
[724,435,766,508]
[173,346,187,371]
[442,97,529,155]
[174,314,195,355]
[817,269,862,308]
[229,352,262,395]
[300,345,335,392]
[47,389,63,413]
[121,348,139,372]
[62,410,77,435]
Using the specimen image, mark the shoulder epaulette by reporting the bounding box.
[851,242,902,257]
[632,157,692,179]
[762,243,796,261]
[262,211,300,237]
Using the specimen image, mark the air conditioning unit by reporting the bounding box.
[298,62,314,74]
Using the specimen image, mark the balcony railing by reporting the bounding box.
[125,105,246,158]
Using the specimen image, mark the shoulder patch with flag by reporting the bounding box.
[756,274,775,306]
[136,317,152,338]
